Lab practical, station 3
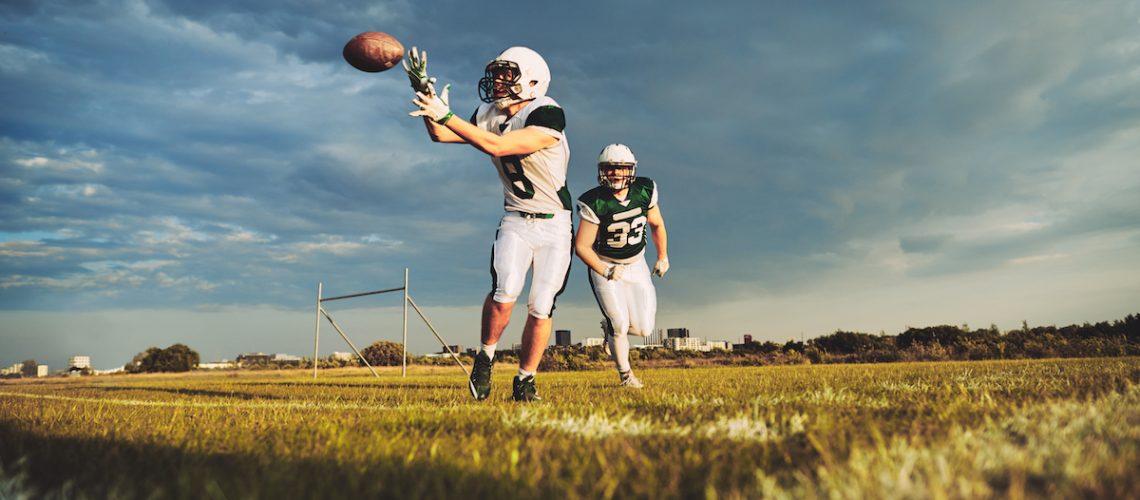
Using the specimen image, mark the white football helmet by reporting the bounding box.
[597,143,637,191]
[478,46,551,110]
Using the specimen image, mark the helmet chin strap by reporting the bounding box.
[494,98,521,110]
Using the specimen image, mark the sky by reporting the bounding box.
[2,0,1139,371]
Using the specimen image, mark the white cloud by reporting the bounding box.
[78,260,178,273]
[0,241,59,258]
[1007,253,1068,266]
[217,224,275,243]
[16,154,105,174]
[29,183,110,200]
[133,217,212,247]
[1035,126,1140,205]
[284,234,402,256]
[0,42,50,73]
[156,272,216,291]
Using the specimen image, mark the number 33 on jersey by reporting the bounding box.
[577,177,659,261]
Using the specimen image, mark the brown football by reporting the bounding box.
[342,32,404,73]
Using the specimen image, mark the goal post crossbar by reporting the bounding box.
[312,269,469,379]
[320,286,405,303]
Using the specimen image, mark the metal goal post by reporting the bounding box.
[313,268,468,378]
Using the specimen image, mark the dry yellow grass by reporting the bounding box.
[1,358,1138,498]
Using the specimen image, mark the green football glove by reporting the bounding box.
[402,47,437,94]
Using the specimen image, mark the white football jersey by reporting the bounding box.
[472,96,571,214]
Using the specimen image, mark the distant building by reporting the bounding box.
[733,334,754,350]
[68,356,91,369]
[707,341,732,351]
[37,365,48,377]
[582,337,605,347]
[271,354,302,362]
[1,363,21,376]
[645,329,666,345]
[330,352,355,361]
[236,353,271,366]
[438,345,463,355]
[664,337,733,352]
[667,328,690,339]
[665,337,703,351]
[555,330,572,347]
[198,361,237,370]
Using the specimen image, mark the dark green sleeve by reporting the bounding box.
[524,105,565,132]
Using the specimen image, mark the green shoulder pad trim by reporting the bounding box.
[525,105,566,132]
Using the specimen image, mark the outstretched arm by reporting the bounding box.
[647,206,669,276]
[411,89,556,156]
[422,115,465,143]
[443,116,557,157]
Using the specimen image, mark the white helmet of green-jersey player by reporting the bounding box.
[478,46,551,110]
[597,143,637,191]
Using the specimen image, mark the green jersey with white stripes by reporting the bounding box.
[577,177,658,261]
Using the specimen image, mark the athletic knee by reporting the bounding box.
[492,289,520,305]
[530,291,565,319]
[610,319,631,337]
[527,302,552,320]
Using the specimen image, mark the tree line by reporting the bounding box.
[383,312,1140,371]
[126,312,1140,373]
[511,312,1140,370]
[788,313,1140,364]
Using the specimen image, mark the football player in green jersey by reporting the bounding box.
[575,144,669,388]
[407,46,571,402]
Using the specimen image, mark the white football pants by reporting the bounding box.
[491,211,573,319]
[587,255,657,338]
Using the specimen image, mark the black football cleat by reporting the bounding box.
[512,374,541,402]
[469,351,493,401]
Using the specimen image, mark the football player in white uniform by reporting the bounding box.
[575,144,669,388]
[406,46,571,402]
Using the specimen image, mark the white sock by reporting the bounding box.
[482,343,497,361]
[518,368,535,379]
[610,332,631,373]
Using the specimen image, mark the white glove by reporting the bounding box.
[402,47,436,94]
[409,83,452,123]
[653,258,669,277]
[605,264,625,281]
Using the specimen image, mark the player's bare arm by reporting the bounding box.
[447,117,557,156]
[412,90,557,156]
[647,205,669,276]
[574,220,610,276]
[421,116,463,143]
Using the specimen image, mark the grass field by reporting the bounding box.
[2,358,1139,499]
